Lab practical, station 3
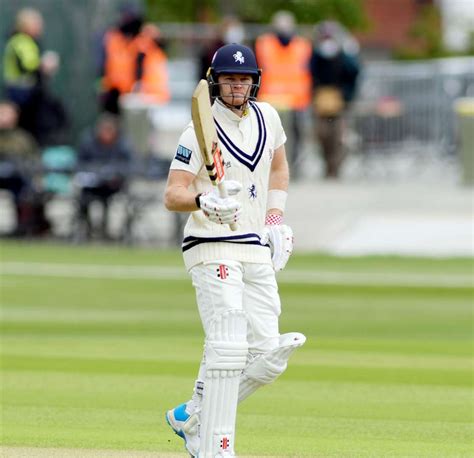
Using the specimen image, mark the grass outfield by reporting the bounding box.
[0,241,472,457]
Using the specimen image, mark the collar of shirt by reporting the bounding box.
[213,99,250,124]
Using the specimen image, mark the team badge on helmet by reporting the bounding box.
[233,51,245,64]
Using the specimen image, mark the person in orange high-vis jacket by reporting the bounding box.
[255,10,312,179]
[102,28,137,96]
[100,7,143,114]
[133,23,170,104]
[100,11,169,113]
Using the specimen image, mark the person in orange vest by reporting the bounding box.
[255,10,312,179]
[133,23,170,105]
[99,6,169,114]
[99,5,143,114]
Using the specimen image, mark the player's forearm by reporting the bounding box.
[267,161,289,216]
[268,167,289,193]
[164,185,199,212]
[268,145,289,191]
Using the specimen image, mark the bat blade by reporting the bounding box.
[191,80,222,183]
[191,79,237,230]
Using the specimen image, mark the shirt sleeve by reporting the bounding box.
[272,107,287,150]
[170,124,203,175]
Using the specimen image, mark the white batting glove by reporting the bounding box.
[198,180,242,225]
[260,214,294,272]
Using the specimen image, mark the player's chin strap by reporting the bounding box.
[238,332,306,403]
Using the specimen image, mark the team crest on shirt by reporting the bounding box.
[248,184,257,200]
[216,264,229,280]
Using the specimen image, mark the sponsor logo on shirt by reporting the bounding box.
[268,147,274,161]
[175,145,192,164]
[217,264,229,280]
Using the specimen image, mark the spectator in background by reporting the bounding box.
[0,101,38,159]
[31,50,70,147]
[99,5,143,113]
[133,23,170,105]
[0,100,50,236]
[310,21,360,178]
[3,8,62,143]
[198,16,246,80]
[255,10,312,179]
[99,5,169,114]
[75,113,133,240]
[3,8,44,116]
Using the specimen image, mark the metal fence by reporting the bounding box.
[349,57,474,157]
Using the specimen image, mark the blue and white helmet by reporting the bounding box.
[207,43,261,100]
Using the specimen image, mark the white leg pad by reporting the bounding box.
[199,310,248,458]
[239,332,306,402]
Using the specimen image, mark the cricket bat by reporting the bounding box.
[191,79,237,231]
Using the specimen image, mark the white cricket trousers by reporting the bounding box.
[190,260,281,353]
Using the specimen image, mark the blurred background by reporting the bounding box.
[0,0,472,257]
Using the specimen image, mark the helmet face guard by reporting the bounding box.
[207,71,261,101]
[206,44,261,102]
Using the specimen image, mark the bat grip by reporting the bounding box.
[217,182,237,231]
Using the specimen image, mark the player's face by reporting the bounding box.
[217,74,253,106]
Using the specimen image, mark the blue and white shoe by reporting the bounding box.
[166,403,200,457]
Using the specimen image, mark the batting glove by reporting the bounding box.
[260,214,293,272]
[198,180,242,225]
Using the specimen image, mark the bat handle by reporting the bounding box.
[217,181,237,231]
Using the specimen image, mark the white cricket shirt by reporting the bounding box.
[170,99,287,270]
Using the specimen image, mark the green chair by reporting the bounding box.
[41,145,77,195]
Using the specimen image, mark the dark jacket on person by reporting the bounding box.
[77,129,133,187]
[78,131,131,164]
[310,50,360,103]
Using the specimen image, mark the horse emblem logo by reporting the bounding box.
[248,184,257,200]
[233,51,245,64]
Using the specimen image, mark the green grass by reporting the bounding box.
[1,241,473,457]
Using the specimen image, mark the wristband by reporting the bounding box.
[265,213,283,225]
[266,189,287,213]
[195,193,202,209]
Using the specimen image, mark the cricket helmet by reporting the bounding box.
[207,43,261,100]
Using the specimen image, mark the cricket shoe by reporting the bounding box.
[166,403,200,457]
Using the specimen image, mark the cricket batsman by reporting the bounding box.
[164,43,306,457]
